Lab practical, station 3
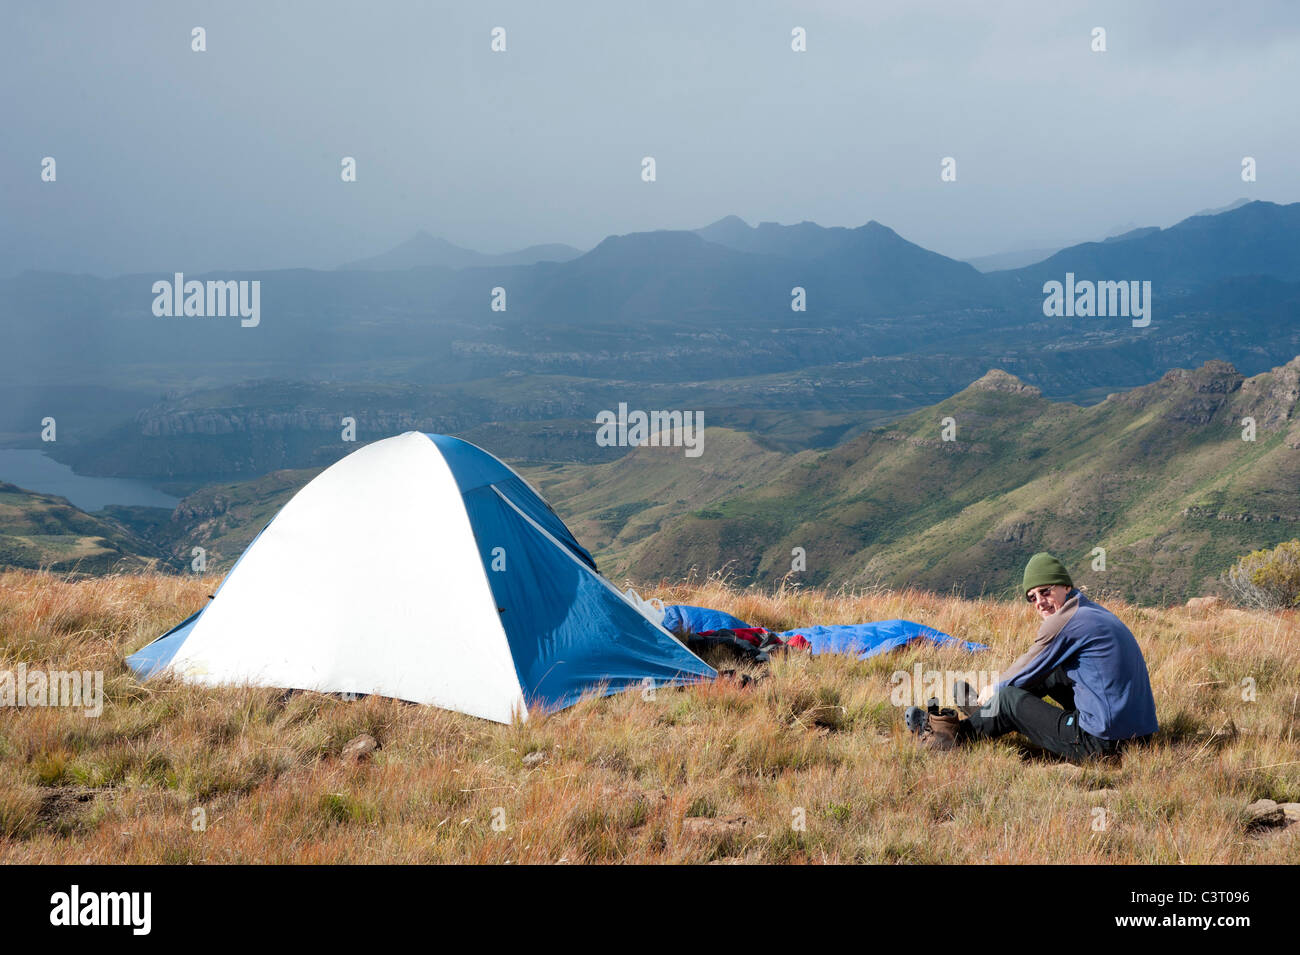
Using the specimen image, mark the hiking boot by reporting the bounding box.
[922,709,964,750]
[904,699,966,751]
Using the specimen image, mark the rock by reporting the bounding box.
[971,369,1042,397]
[1281,803,1300,826]
[1245,798,1285,830]
[1237,357,1300,433]
[341,734,379,763]
[682,815,750,840]
[1185,595,1223,612]
[522,751,547,768]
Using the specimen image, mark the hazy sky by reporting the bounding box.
[4,0,1298,277]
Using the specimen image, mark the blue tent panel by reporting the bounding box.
[126,609,204,676]
[427,433,598,571]
[460,482,715,712]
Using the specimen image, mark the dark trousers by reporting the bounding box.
[963,667,1126,762]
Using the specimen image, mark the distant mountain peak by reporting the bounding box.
[577,229,718,267]
[1191,197,1252,218]
[337,232,583,271]
[1103,226,1160,244]
[1158,359,1242,390]
[694,215,757,247]
[969,369,1042,397]
[701,214,751,229]
[400,231,465,250]
[589,229,706,251]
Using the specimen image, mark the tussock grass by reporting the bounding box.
[1,568,1297,863]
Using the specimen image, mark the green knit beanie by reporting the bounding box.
[1022,552,1073,596]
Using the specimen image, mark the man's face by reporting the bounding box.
[1026,584,1072,619]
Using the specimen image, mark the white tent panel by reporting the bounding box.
[167,432,528,723]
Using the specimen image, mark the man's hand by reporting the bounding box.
[978,683,997,706]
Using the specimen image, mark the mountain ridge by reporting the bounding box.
[563,354,1300,604]
[337,230,583,271]
[3,355,1295,603]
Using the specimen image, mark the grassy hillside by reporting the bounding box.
[10,357,1296,601]
[0,484,162,575]
[157,467,323,570]
[0,570,1296,863]
[521,428,801,577]
[603,357,1300,604]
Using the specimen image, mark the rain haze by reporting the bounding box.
[4,0,1299,277]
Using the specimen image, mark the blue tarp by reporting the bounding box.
[660,603,751,636]
[774,620,986,659]
[661,605,986,659]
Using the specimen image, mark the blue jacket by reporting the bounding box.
[999,590,1158,741]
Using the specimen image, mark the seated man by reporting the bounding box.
[910,552,1158,760]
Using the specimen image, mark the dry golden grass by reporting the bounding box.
[1,568,1297,863]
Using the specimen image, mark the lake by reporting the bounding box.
[0,449,180,512]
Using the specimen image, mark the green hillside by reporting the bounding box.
[0,484,163,575]
[577,357,1300,604]
[521,428,802,578]
[157,467,323,570]
[10,357,1296,603]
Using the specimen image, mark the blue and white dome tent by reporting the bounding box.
[127,432,715,723]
